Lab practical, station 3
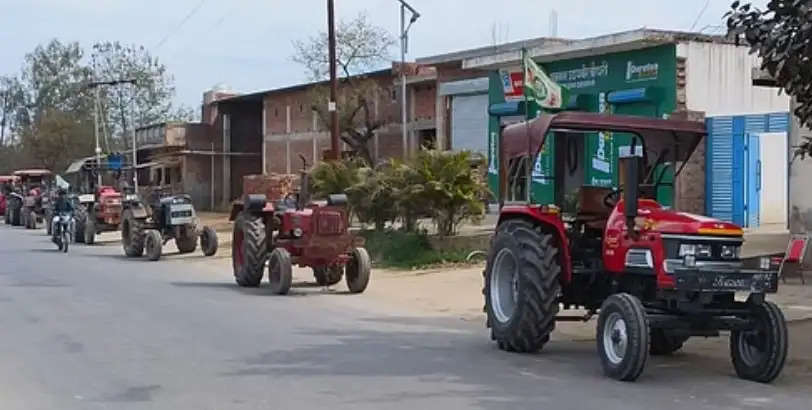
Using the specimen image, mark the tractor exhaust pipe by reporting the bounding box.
[622,139,641,234]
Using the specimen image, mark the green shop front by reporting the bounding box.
[487,45,678,207]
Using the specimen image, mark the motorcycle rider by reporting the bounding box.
[51,188,73,243]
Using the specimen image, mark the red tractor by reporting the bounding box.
[229,157,370,295]
[64,157,124,244]
[13,169,53,230]
[484,112,786,383]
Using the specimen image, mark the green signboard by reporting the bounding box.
[487,45,678,205]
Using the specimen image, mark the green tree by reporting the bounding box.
[20,109,95,172]
[726,1,812,158]
[91,41,194,149]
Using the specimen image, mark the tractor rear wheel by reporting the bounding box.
[484,219,561,353]
[345,248,371,293]
[650,329,689,355]
[121,209,145,257]
[84,213,96,245]
[73,205,87,243]
[313,266,343,286]
[200,226,218,256]
[268,247,292,295]
[176,225,198,254]
[597,293,650,382]
[145,230,163,261]
[232,213,266,287]
[10,203,21,226]
[730,300,787,383]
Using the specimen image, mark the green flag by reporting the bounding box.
[523,50,566,110]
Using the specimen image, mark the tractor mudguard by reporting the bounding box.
[498,205,573,283]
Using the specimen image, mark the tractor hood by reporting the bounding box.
[632,200,743,236]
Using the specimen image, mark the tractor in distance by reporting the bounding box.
[484,112,786,383]
[13,169,53,230]
[120,187,218,261]
[230,155,370,295]
[63,157,125,244]
[0,175,19,224]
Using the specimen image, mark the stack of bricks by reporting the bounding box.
[242,173,299,202]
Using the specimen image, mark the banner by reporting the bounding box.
[523,50,566,109]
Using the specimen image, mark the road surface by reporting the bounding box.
[0,226,809,410]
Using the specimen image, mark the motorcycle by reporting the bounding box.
[52,212,74,253]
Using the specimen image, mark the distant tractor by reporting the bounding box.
[63,157,125,244]
[121,189,218,261]
[0,175,18,224]
[229,156,370,295]
[484,112,786,383]
[13,169,52,230]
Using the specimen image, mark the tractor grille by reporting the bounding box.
[317,211,344,235]
[661,235,743,261]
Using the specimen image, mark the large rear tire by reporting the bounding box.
[121,209,145,257]
[730,300,787,383]
[232,213,267,287]
[145,229,163,261]
[84,213,96,245]
[597,293,650,382]
[484,219,561,353]
[268,247,292,295]
[176,225,198,254]
[345,247,371,293]
[73,205,87,243]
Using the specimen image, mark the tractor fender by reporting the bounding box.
[497,205,573,284]
[230,194,267,221]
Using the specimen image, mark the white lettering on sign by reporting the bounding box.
[626,61,659,82]
[550,61,609,90]
[489,132,497,175]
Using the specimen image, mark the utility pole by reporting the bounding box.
[397,0,420,159]
[86,79,138,188]
[327,0,340,160]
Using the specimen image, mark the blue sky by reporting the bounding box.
[0,0,765,109]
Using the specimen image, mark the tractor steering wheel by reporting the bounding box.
[603,188,622,209]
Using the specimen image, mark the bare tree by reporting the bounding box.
[291,13,394,164]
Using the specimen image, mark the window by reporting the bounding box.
[274,107,279,117]
[164,168,171,186]
[299,104,303,112]
[391,88,397,102]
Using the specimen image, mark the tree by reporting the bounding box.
[726,1,812,158]
[20,109,94,172]
[292,13,395,165]
[91,41,194,149]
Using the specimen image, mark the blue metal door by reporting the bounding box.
[706,117,735,223]
[746,134,761,228]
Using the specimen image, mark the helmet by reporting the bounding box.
[57,188,67,196]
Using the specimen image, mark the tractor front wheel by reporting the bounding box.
[730,300,787,383]
[200,226,218,256]
[145,230,163,261]
[314,266,343,286]
[268,248,292,295]
[232,213,266,287]
[345,248,371,293]
[121,209,145,257]
[597,293,650,382]
[484,219,561,353]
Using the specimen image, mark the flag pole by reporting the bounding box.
[523,49,532,202]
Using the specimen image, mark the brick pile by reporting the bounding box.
[242,173,299,202]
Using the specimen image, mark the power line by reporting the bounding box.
[689,0,711,32]
[153,0,208,50]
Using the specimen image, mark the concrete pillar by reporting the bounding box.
[262,99,267,175]
[435,93,446,150]
[222,113,231,206]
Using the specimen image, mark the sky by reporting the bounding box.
[0,0,768,110]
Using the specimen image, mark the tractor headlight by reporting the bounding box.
[680,244,697,267]
[293,227,303,237]
[760,256,771,271]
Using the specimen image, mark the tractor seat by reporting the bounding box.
[576,186,614,231]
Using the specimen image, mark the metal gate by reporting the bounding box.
[450,94,489,153]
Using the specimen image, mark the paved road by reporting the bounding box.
[0,226,810,410]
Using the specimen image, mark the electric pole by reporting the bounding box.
[327,0,340,160]
[397,0,420,159]
[86,79,138,188]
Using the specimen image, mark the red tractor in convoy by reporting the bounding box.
[230,156,370,295]
[63,157,124,244]
[13,169,53,230]
[484,112,786,383]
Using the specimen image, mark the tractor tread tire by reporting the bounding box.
[345,247,371,293]
[122,209,145,257]
[268,247,292,295]
[650,329,689,356]
[597,293,650,382]
[176,226,198,254]
[84,212,96,245]
[484,219,561,353]
[145,230,163,261]
[73,205,87,243]
[730,301,788,383]
[200,226,218,256]
[232,213,267,287]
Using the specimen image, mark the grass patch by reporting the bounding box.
[359,230,474,269]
